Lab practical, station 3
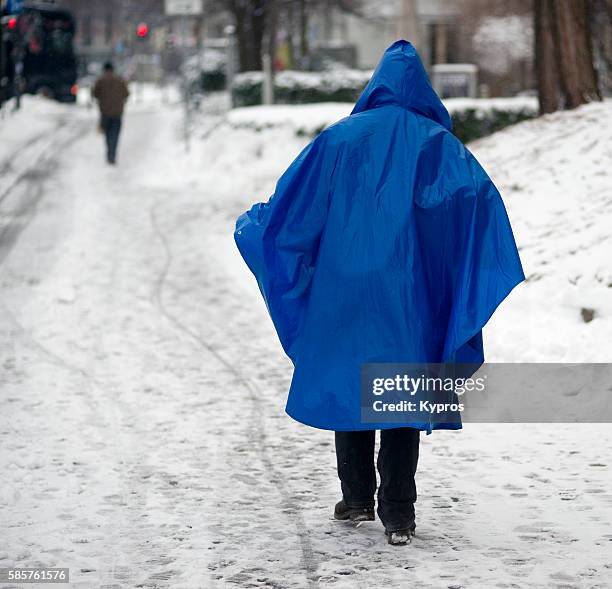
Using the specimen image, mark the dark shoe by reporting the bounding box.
[334,500,375,522]
[385,524,416,546]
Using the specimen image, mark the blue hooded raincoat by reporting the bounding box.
[234,40,525,432]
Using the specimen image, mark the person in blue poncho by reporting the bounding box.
[235,40,524,545]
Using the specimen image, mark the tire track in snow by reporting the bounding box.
[0,121,158,587]
[0,118,89,265]
[149,198,320,588]
[0,115,84,204]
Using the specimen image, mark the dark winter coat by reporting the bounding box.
[92,73,129,118]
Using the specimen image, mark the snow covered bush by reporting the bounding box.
[231,69,373,107]
[182,49,227,92]
[445,97,538,142]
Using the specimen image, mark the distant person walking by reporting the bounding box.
[92,62,129,165]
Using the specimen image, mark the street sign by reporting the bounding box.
[432,64,478,98]
[164,0,203,16]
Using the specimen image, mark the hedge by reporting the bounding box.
[231,70,372,107]
[448,103,537,143]
[231,71,538,141]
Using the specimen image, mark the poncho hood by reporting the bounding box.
[352,40,452,131]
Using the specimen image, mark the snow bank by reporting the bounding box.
[470,99,612,362]
[227,102,353,134]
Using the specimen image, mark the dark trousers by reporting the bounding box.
[335,428,420,531]
[101,116,122,163]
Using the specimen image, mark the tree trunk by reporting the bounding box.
[285,0,296,69]
[535,0,561,113]
[265,0,278,70]
[299,0,309,67]
[553,0,601,108]
[535,0,601,114]
[251,0,266,70]
[229,0,265,72]
[590,0,612,96]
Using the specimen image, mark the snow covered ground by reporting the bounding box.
[1,93,611,589]
[469,102,612,362]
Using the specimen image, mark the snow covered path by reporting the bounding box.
[1,98,611,589]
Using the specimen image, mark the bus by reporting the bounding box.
[0,15,17,106]
[5,4,78,103]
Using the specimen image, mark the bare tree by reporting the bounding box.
[298,0,309,64]
[223,0,362,73]
[590,0,612,96]
[535,0,601,113]
[226,0,266,71]
[265,0,279,69]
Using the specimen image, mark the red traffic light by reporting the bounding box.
[8,17,18,30]
[136,22,149,38]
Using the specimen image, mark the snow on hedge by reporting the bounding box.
[231,69,374,108]
[232,69,373,93]
[444,96,538,115]
[182,48,226,77]
[227,97,538,135]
